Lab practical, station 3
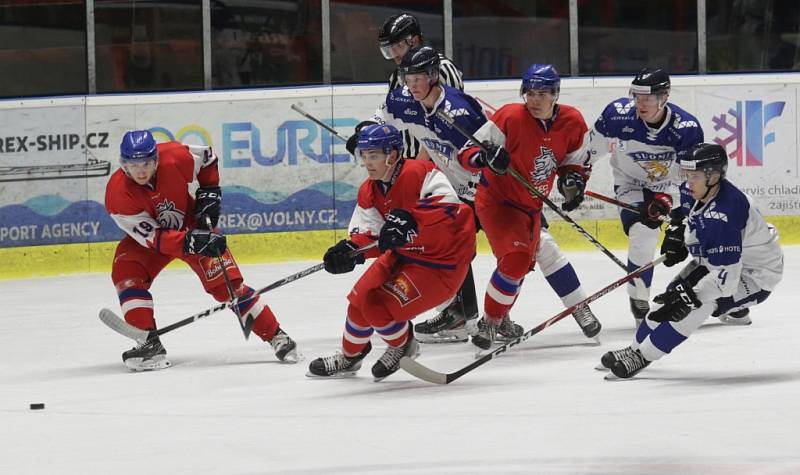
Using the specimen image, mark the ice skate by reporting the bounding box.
[495,314,524,342]
[471,314,522,350]
[596,346,636,371]
[630,297,650,327]
[717,308,752,326]
[414,302,470,343]
[269,327,300,363]
[306,342,372,378]
[572,306,602,342]
[607,347,651,380]
[122,336,170,372]
[372,323,421,381]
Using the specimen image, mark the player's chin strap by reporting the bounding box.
[399,255,668,384]
[99,242,379,342]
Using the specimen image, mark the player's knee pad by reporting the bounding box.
[358,289,396,329]
[497,251,533,280]
[628,222,660,262]
[112,260,152,290]
[536,231,568,276]
[209,283,234,303]
[346,303,371,328]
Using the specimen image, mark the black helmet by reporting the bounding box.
[630,68,671,96]
[378,13,421,49]
[681,143,728,181]
[398,46,440,81]
[378,13,421,45]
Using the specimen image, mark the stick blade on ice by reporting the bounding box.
[99,308,148,341]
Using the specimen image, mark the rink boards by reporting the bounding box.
[1,74,799,278]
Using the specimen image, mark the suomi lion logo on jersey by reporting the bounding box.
[156,201,185,229]
[530,146,557,193]
[629,151,674,181]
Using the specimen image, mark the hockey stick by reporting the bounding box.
[434,109,630,273]
[290,103,350,142]
[584,190,640,213]
[585,190,670,224]
[399,254,667,384]
[99,242,378,342]
[204,215,253,340]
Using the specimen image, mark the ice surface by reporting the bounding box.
[1,248,798,474]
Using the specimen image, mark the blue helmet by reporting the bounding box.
[356,124,403,157]
[120,130,158,165]
[520,64,561,96]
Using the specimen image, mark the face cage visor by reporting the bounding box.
[629,84,668,109]
[379,36,413,60]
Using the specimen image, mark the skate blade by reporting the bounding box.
[305,370,359,379]
[717,316,753,326]
[586,336,601,346]
[595,363,611,372]
[416,333,468,344]
[474,346,496,359]
[279,350,304,364]
[125,356,171,372]
[604,372,637,381]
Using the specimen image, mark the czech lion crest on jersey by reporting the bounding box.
[155,200,185,229]
[530,146,557,193]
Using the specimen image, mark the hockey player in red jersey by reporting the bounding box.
[106,130,298,371]
[463,64,602,349]
[307,124,476,380]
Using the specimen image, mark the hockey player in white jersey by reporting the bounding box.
[587,68,704,324]
[373,45,524,342]
[600,143,784,379]
[371,13,477,332]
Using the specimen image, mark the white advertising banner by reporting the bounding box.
[0,75,798,249]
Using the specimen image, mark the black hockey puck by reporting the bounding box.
[29,403,45,410]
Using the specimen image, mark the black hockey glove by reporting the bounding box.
[184,229,227,257]
[649,278,702,323]
[474,141,510,176]
[640,189,672,229]
[557,170,586,212]
[323,239,366,274]
[345,120,379,155]
[660,219,688,267]
[378,208,418,252]
[194,186,222,230]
